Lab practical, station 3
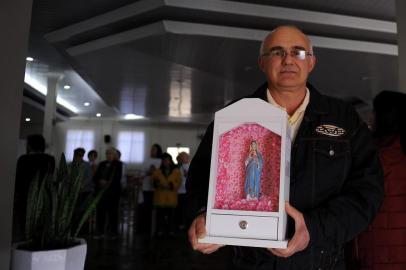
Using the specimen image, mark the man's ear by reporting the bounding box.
[308,55,317,73]
[258,56,265,73]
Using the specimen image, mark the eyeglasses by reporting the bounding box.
[261,48,313,60]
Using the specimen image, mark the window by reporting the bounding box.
[117,131,145,163]
[166,147,190,164]
[65,130,95,161]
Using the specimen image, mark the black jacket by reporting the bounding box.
[186,83,384,270]
[14,153,55,212]
[93,160,123,198]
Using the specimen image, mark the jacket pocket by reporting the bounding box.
[313,246,344,270]
[313,139,350,200]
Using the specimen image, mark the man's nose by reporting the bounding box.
[282,52,294,64]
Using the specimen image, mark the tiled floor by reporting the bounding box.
[84,191,234,270]
[84,233,234,270]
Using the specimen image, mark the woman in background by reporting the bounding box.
[152,153,181,236]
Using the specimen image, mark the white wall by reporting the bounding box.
[54,118,207,169]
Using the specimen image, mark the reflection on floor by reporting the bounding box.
[85,233,234,270]
[84,182,236,270]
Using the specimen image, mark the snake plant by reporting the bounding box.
[22,153,104,250]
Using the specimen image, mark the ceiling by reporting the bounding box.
[21,0,399,129]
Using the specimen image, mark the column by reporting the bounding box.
[43,74,61,152]
[0,0,33,269]
[396,0,406,93]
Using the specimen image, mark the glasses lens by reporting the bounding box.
[292,49,307,60]
[270,48,285,58]
[265,48,310,60]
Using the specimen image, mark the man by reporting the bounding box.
[70,147,93,235]
[87,149,98,176]
[13,134,55,241]
[114,149,127,188]
[70,147,93,194]
[93,147,123,238]
[187,26,384,269]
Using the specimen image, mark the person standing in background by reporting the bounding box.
[93,147,123,238]
[176,152,190,231]
[70,147,93,195]
[87,149,98,176]
[13,134,55,242]
[69,147,93,236]
[348,91,406,270]
[152,153,181,236]
[115,149,127,189]
[139,144,163,235]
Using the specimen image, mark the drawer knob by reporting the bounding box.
[239,220,248,230]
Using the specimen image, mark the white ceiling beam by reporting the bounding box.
[167,0,396,34]
[67,22,166,56]
[46,0,396,42]
[45,0,164,42]
[67,21,397,56]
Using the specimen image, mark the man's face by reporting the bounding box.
[74,153,84,162]
[88,153,97,162]
[258,27,316,92]
[106,151,115,161]
[150,146,158,158]
[179,153,189,164]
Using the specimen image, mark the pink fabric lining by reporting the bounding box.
[214,123,281,212]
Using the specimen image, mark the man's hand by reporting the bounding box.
[269,202,310,258]
[188,213,224,254]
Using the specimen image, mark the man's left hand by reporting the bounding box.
[268,202,310,258]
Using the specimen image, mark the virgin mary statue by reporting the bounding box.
[244,140,263,200]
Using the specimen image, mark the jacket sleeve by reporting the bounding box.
[185,122,214,224]
[303,106,384,246]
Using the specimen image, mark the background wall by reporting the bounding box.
[53,119,207,168]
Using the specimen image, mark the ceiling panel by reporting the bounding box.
[227,0,395,21]
[27,0,400,125]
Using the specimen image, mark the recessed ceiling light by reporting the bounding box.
[63,85,71,89]
[84,102,90,107]
[124,113,144,120]
[25,118,31,122]
[26,57,34,62]
[96,113,102,117]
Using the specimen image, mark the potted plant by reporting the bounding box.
[11,153,105,270]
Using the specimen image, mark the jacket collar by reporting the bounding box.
[250,82,328,121]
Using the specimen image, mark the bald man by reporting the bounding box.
[186,26,383,269]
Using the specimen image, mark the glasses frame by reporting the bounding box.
[261,48,313,61]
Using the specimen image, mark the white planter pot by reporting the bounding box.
[11,238,87,270]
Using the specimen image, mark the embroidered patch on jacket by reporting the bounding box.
[315,124,346,137]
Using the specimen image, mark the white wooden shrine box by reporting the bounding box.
[199,98,291,248]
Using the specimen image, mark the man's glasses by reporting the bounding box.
[261,48,313,60]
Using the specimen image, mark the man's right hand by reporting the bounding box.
[188,213,224,254]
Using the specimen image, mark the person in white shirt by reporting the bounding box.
[176,152,190,231]
[139,144,163,235]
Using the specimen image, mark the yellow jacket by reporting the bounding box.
[152,168,181,207]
